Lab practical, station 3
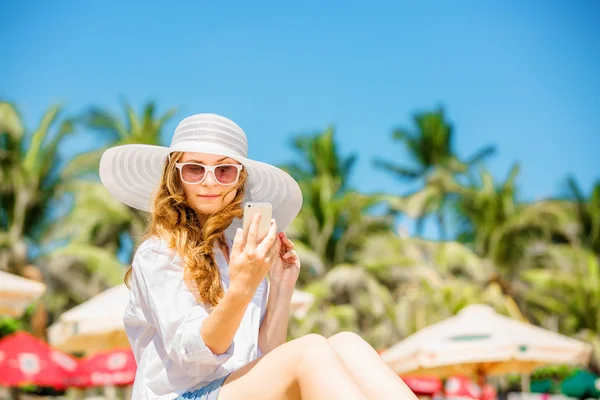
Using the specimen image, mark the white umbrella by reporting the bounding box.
[381,304,592,379]
[0,270,46,317]
[48,284,130,354]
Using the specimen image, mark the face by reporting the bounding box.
[177,152,242,215]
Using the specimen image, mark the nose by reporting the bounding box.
[201,170,218,187]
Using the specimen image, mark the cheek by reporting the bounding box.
[223,190,237,205]
[181,183,196,202]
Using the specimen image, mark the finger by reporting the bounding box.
[231,228,244,257]
[266,242,279,260]
[281,233,295,250]
[257,219,277,255]
[246,213,261,251]
[262,240,277,265]
[273,235,282,255]
[279,238,287,256]
[282,250,298,262]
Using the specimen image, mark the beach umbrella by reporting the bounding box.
[444,375,496,400]
[380,304,592,380]
[71,348,136,388]
[48,284,129,354]
[0,331,78,388]
[400,376,442,395]
[0,270,46,317]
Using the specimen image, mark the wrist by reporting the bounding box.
[271,279,296,293]
[268,282,294,298]
[227,283,255,303]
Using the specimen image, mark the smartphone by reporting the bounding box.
[242,202,273,243]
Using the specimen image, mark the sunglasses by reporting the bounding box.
[175,162,243,185]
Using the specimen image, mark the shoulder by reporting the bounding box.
[132,236,182,277]
[136,236,183,259]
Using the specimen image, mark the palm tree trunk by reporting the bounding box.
[22,265,48,340]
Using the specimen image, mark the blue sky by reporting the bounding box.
[2,1,599,237]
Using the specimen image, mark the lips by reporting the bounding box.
[198,195,220,198]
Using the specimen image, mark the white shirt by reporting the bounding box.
[124,236,268,399]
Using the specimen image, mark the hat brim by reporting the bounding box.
[99,144,302,238]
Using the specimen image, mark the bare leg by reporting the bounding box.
[218,334,368,400]
[327,332,418,400]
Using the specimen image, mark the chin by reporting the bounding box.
[193,203,222,215]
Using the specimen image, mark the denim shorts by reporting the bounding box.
[177,374,230,400]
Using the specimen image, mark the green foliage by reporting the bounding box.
[374,107,495,238]
[0,317,23,338]
[531,364,577,381]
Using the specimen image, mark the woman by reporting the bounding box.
[100,113,416,400]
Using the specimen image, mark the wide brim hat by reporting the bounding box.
[99,113,302,239]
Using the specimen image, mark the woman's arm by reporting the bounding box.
[259,231,301,354]
[258,283,294,354]
[200,287,254,355]
[131,241,237,373]
[205,219,280,355]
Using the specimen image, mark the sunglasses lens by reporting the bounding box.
[181,164,206,183]
[214,165,239,184]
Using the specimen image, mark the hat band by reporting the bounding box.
[170,141,247,159]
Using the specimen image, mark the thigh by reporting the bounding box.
[217,334,327,400]
[218,356,299,400]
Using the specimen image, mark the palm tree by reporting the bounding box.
[0,102,74,273]
[283,127,356,188]
[524,246,600,372]
[280,127,392,278]
[0,101,96,337]
[64,101,176,177]
[291,264,400,350]
[355,232,525,338]
[563,177,600,254]
[451,164,576,319]
[456,165,573,263]
[454,164,521,256]
[282,128,398,347]
[55,101,176,263]
[374,107,496,238]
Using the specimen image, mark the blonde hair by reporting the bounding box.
[124,151,247,307]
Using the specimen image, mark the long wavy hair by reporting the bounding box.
[124,151,247,307]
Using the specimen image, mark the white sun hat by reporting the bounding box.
[99,113,302,237]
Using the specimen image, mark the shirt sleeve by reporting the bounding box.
[130,239,235,375]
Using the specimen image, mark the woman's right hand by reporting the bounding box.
[228,213,279,299]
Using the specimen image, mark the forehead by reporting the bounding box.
[179,152,238,164]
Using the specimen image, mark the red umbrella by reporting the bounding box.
[72,348,136,387]
[401,376,443,395]
[445,375,497,400]
[0,331,78,388]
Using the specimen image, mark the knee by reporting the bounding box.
[297,333,331,353]
[327,331,369,350]
[291,334,335,367]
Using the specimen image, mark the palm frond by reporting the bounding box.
[83,107,128,141]
[372,158,423,180]
[466,145,496,166]
[0,102,24,142]
[48,243,126,286]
